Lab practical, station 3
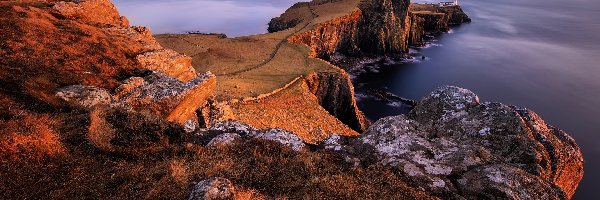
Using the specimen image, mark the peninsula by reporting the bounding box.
[0,0,583,199]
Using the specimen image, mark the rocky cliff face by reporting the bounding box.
[356,0,411,55]
[408,4,471,46]
[305,69,370,132]
[287,0,411,59]
[280,1,471,59]
[323,86,584,199]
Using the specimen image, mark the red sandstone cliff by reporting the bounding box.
[286,0,412,59]
[274,1,471,59]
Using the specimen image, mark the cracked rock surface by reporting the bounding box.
[353,86,583,199]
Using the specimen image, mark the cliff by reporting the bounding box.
[274,1,471,61]
[408,4,471,46]
[285,0,411,59]
[305,68,370,132]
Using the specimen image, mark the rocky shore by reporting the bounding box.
[0,0,583,199]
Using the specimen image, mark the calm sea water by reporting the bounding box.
[113,0,599,198]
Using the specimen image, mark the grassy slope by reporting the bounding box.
[154,0,370,140]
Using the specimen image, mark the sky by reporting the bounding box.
[112,0,300,37]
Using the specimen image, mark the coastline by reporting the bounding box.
[0,0,586,199]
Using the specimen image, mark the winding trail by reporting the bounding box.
[215,5,318,76]
[170,4,318,76]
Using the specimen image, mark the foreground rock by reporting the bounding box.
[115,71,216,124]
[57,71,216,125]
[188,178,236,200]
[194,120,307,152]
[351,86,584,199]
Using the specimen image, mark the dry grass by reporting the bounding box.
[228,80,359,144]
[0,2,153,108]
[87,107,186,155]
[308,0,363,26]
[189,139,434,199]
[0,111,65,160]
[0,1,434,199]
[0,108,432,199]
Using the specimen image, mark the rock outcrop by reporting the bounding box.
[188,178,236,200]
[408,4,471,46]
[305,70,369,132]
[56,85,113,109]
[135,49,197,82]
[52,0,129,27]
[325,86,584,199]
[114,71,216,124]
[194,120,307,152]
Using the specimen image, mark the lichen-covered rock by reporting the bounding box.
[323,134,344,151]
[115,71,216,125]
[208,120,258,136]
[183,119,199,133]
[457,164,566,199]
[56,85,113,108]
[207,133,242,147]
[356,86,583,199]
[194,121,306,151]
[188,178,236,200]
[251,128,306,152]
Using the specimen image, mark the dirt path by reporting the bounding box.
[217,5,317,76]
[169,5,318,76]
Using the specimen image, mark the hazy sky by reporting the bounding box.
[112,0,300,37]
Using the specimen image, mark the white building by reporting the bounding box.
[439,0,459,6]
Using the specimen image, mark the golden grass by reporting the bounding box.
[228,80,359,144]
[0,113,65,160]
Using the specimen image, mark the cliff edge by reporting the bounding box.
[271,0,470,61]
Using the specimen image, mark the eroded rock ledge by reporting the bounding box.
[324,86,584,199]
